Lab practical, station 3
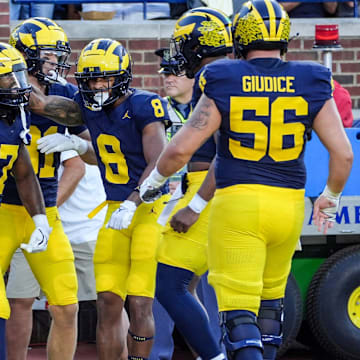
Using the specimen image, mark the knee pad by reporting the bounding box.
[220,311,263,359]
[258,299,284,348]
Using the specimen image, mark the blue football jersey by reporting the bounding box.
[189,70,216,164]
[74,88,170,201]
[0,115,26,203]
[3,83,87,207]
[200,58,333,190]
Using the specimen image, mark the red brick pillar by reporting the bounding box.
[0,0,10,43]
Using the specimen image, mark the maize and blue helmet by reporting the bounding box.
[75,38,132,111]
[170,7,233,78]
[232,0,290,58]
[9,17,71,84]
[0,42,31,123]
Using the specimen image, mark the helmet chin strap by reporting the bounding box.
[19,104,31,145]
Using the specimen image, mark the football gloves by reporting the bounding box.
[37,133,88,155]
[21,214,52,253]
[106,200,137,230]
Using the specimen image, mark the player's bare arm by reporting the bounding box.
[170,158,216,233]
[313,98,353,193]
[29,84,84,126]
[127,121,167,206]
[57,156,85,207]
[77,129,98,165]
[12,144,46,216]
[312,98,353,233]
[157,94,221,177]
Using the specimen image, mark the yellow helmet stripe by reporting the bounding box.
[122,52,130,71]
[276,8,286,40]
[108,39,119,54]
[264,0,277,40]
[251,4,269,40]
[173,22,196,40]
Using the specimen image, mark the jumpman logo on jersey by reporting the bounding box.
[122,110,131,119]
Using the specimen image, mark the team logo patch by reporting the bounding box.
[122,110,131,119]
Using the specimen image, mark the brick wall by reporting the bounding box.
[287,37,360,108]
[0,0,10,43]
[7,18,360,109]
[68,38,169,96]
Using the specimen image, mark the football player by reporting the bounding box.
[139,1,353,359]
[5,18,88,360]
[27,38,170,360]
[150,48,197,360]
[0,43,51,360]
[149,8,233,360]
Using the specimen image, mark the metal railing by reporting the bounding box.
[278,0,358,17]
[12,0,359,18]
[11,0,187,20]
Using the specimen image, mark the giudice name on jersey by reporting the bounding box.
[242,75,295,93]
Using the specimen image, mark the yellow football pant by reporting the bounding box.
[157,171,210,276]
[94,199,165,300]
[208,184,305,315]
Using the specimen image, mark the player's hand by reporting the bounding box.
[37,133,88,155]
[21,215,52,253]
[140,168,168,204]
[106,200,137,230]
[313,187,340,234]
[170,206,200,233]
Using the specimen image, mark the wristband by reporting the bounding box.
[188,193,208,214]
[32,214,49,228]
[322,185,341,200]
[151,167,168,185]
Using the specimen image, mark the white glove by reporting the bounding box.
[37,133,88,155]
[140,168,168,203]
[319,185,341,222]
[106,200,137,230]
[21,214,52,253]
[44,70,67,86]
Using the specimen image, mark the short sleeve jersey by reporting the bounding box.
[74,88,170,201]
[189,70,216,164]
[200,58,333,189]
[3,82,86,207]
[0,114,27,203]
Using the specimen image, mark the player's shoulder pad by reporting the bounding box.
[291,60,331,80]
[130,88,170,128]
[199,58,236,90]
[49,81,78,98]
[130,88,166,112]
